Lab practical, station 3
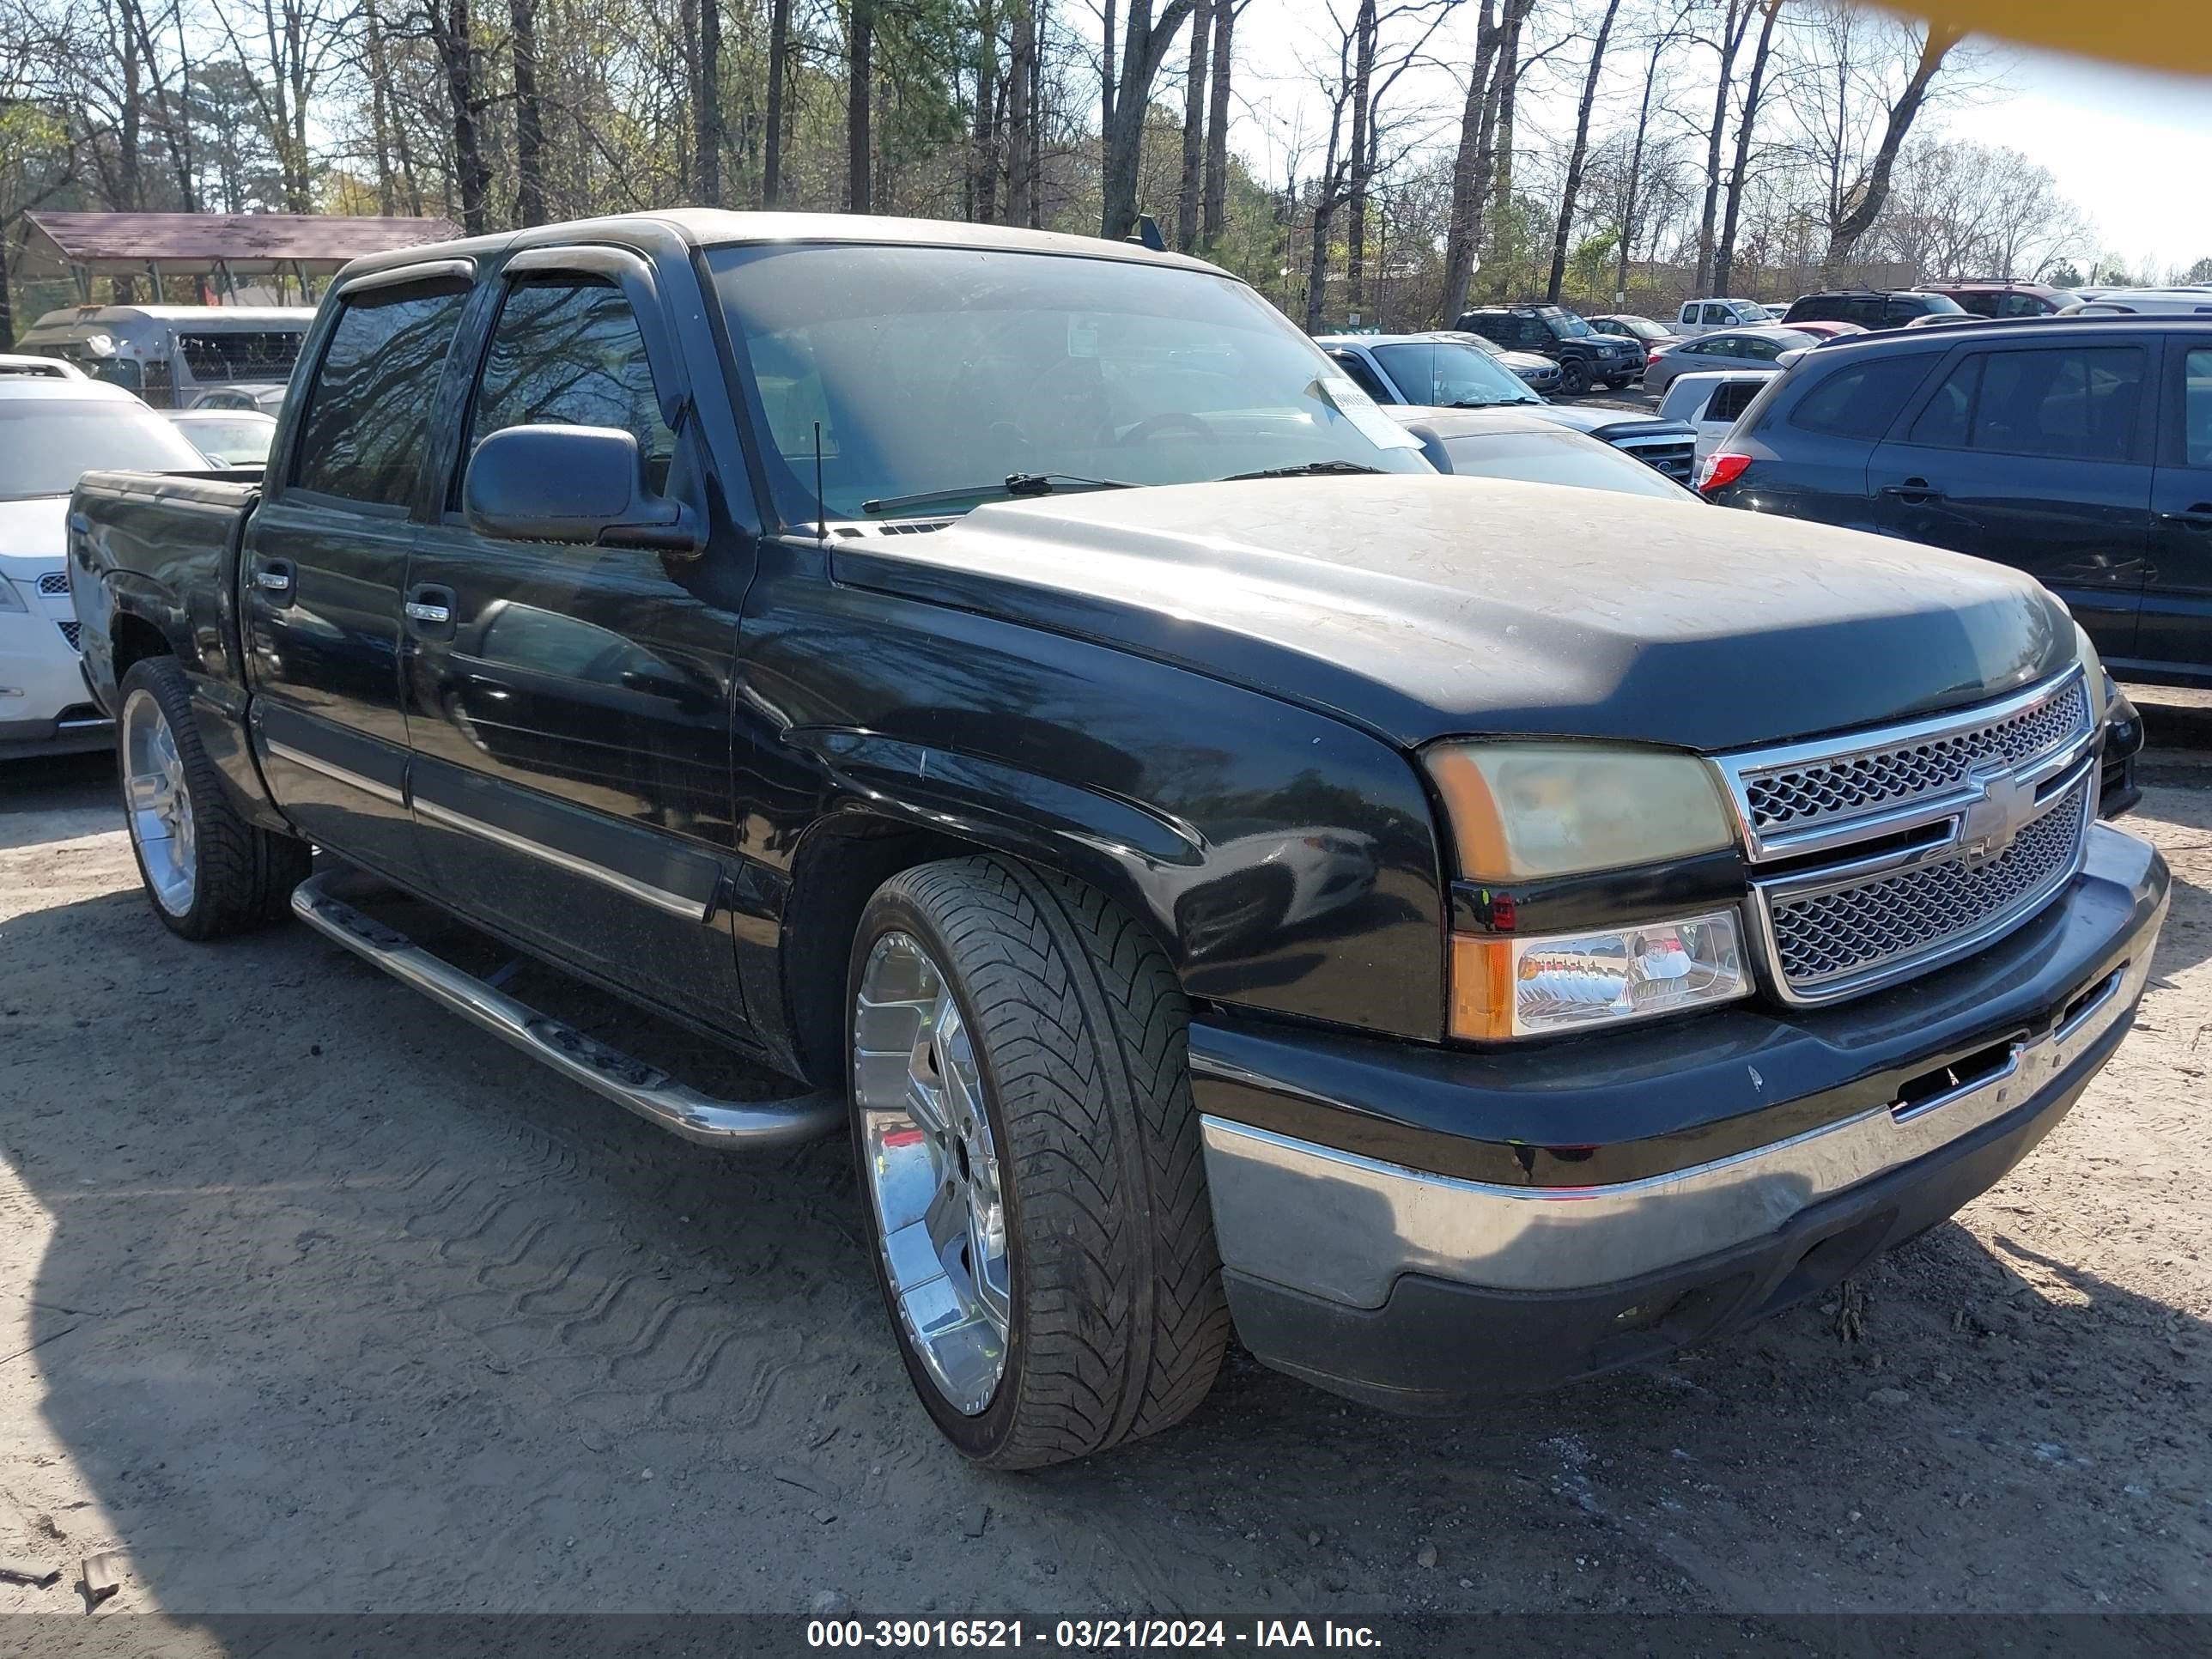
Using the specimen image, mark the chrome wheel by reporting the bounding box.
[123,687,197,916]
[854,932,1011,1415]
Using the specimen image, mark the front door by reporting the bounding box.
[2142,340,2212,680]
[241,269,473,882]
[1868,335,2155,665]
[400,257,751,1032]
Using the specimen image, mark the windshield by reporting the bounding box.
[1370,340,1537,408]
[1613,317,1668,340]
[0,400,210,499]
[1547,313,1594,338]
[1431,428,1694,501]
[175,416,275,465]
[707,243,1427,524]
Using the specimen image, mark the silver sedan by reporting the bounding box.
[1643,325,1819,394]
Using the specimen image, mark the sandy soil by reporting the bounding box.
[1,750,2206,1627]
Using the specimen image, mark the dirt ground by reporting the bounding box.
[1,699,2207,1628]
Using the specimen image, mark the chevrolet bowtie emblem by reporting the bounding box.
[1959,767,2033,866]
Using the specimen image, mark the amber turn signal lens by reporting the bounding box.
[1449,934,1516,1041]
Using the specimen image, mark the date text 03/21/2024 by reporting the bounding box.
[805,1620,1385,1649]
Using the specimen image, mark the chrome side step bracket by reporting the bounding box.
[291,870,842,1149]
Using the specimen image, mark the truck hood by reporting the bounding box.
[834,475,2075,754]
[0,495,68,578]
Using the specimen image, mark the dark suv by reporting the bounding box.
[1701,317,2212,690]
[1455,304,1644,393]
[1915,280,2080,319]
[1782,289,1965,331]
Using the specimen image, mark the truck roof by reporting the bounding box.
[333,209,1231,286]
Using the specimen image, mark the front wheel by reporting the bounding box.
[118,657,311,939]
[1558,357,1593,395]
[847,857,1231,1468]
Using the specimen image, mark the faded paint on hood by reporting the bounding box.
[832,474,2075,754]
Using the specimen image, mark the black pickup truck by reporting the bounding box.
[69,211,2169,1469]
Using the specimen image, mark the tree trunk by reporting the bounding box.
[1176,0,1209,252]
[1713,0,1782,297]
[1695,0,1752,295]
[1486,1,1525,266]
[973,0,1000,222]
[1102,0,1116,141]
[1344,0,1375,316]
[431,0,489,234]
[1546,0,1622,304]
[1825,25,1964,264]
[362,0,398,213]
[1100,0,1196,240]
[1201,0,1235,248]
[763,0,792,204]
[1614,33,1663,305]
[847,0,872,213]
[698,0,723,205]
[1006,0,1036,225]
[1437,0,1508,323]
[512,0,546,223]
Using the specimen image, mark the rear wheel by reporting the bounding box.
[118,657,311,940]
[1558,356,1592,395]
[848,856,1231,1468]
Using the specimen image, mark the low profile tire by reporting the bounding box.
[118,657,311,940]
[1558,356,1593,395]
[847,856,1231,1469]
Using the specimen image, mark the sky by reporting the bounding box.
[1197,9,2212,283]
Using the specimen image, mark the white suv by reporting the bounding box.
[2,378,211,759]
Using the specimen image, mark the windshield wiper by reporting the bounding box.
[860,472,1134,515]
[1218,460,1386,483]
[1448,397,1538,409]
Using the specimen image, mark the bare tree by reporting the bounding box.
[1545,0,1624,303]
[1200,0,1239,249]
[1822,15,1962,265]
[1437,0,1530,322]
[763,0,793,204]
[1711,0,1781,295]
[1100,0,1194,240]
[1176,0,1207,251]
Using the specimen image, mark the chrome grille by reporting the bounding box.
[1740,676,2091,839]
[1612,436,1695,483]
[36,570,70,596]
[1769,776,2091,993]
[1719,667,2098,1004]
[56,619,82,652]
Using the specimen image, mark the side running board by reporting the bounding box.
[292,871,842,1149]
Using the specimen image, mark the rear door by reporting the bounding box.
[399,246,751,1032]
[240,263,473,881]
[1867,335,2155,661]
[2142,338,2212,679]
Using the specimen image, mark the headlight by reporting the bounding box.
[0,580,25,614]
[1423,741,1737,881]
[1451,910,1749,1038]
[1425,742,1749,1039]
[2074,623,2108,721]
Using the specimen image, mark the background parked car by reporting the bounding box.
[1391,406,1700,500]
[1916,280,2081,318]
[2,376,212,758]
[1454,304,1644,392]
[1699,314,2212,690]
[1644,325,1819,392]
[1586,313,1681,359]
[1783,289,1965,330]
[0,353,86,380]
[1317,332,1698,483]
[2069,289,2212,316]
[1440,327,1565,393]
[1789,320,1869,340]
[190,382,290,416]
[1656,371,1774,461]
[1672,297,1771,336]
[166,408,279,466]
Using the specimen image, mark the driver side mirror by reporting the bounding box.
[462,423,703,554]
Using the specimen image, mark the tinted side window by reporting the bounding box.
[1703,305,1730,325]
[1786,298,1837,324]
[465,276,676,492]
[293,280,470,506]
[1973,346,2143,462]
[1790,356,1933,440]
[2185,348,2212,468]
[1949,291,1998,318]
[1327,349,1392,403]
[1709,380,1765,422]
[1910,355,1980,447]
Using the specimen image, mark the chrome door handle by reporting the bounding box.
[404,600,452,624]
[254,559,295,594]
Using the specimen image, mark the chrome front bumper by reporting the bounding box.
[1199,830,2167,1315]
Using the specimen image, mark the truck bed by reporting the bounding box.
[70,468,259,715]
